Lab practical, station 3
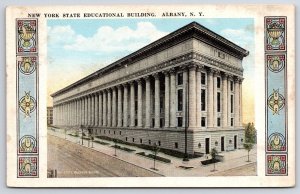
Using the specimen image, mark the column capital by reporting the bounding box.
[169,67,176,75]
[178,64,188,72]
[152,72,160,80]
[144,75,151,81]
[122,82,129,87]
[187,62,197,71]
[162,70,170,76]
[128,80,135,85]
[196,64,205,72]
[234,76,242,83]
[136,78,143,84]
[105,88,112,93]
[117,85,122,89]
[222,72,230,79]
[207,67,220,75]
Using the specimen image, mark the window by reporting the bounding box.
[114,131,116,135]
[231,95,234,113]
[201,117,206,127]
[217,92,221,112]
[109,130,110,134]
[160,118,164,128]
[140,139,143,143]
[230,81,234,91]
[201,89,206,111]
[100,130,101,134]
[175,142,178,149]
[217,77,221,88]
[158,141,161,146]
[149,140,151,145]
[177,72,183,85]
[132,138,135,142]
[217,117,221,127]
[177,117,183,127]
[177,89,183,111]
[119,131,122,135]
[126,137,128,141]
[104,130,106,134]
[135,119,138,126]
[231,118,234,126]
[201,72,206,85]
[152,118,155,128]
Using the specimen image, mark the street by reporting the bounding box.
[47,134,162,177]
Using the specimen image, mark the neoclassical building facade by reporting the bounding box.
[51,22,249,155]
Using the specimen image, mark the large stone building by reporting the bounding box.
[51,22,249,155]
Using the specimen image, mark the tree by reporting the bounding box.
[243,122,256,162]
[151,143,160,171]
[210,148,218,172]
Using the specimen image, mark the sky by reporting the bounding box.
[47,18,255,124]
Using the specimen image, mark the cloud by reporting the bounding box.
[48,22,168,53]
[47,25,76,45]
[220,28,253,48]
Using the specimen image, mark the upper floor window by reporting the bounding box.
[230,81,234,91]
[217,77,221,88]
[177,72,183,85]
[177,89,183,111]
[201,72,206,85]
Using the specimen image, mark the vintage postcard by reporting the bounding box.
[6,4,295,187]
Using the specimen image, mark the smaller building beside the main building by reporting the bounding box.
[47,106,53,126]
[51,22,249,155]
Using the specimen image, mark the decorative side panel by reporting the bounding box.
[16,19,39,178]
[265,16,288,176]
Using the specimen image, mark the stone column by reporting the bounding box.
[154,73,160,128]
[145,76,151,128]
[239,79,243,126]
[91,94,95,126]
[112,87,117,127]
[222,73,228,127]
[137,79,143,127]
[130,81,135,127]
[188,64,197,128]
[213,70,219,127]
[95,93,99,126]
[107,89,112,127]
[164,71,170,128]
[98,92,103,126]
[123,83,129,127]
[207,68,214,128]
[103,91,107,126]
[85,96,88,126]
[170,68,176,127]
[196,65,203,128]
[227,76,232,126]
[82,97,85,125]
[117,85,123,127]
[234,77,240,127]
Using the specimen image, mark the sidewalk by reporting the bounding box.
[48,128,257,177]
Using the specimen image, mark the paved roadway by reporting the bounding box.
[47,134,162,177]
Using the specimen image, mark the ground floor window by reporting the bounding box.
[140,139,142,143]
[132,138,135,142]
[149,140,151,145]
[126,137,128,141]
[201,117,206,127]
[175,142,178,149]
[177,117,183,127]
[158,141,161,146]
[217,117,221,127]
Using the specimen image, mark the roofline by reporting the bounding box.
[51,21,249,97]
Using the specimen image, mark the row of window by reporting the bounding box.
[177,89,234,113]
[177,117,234,127]
[177,72,235,92]
[97,129,181,148]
